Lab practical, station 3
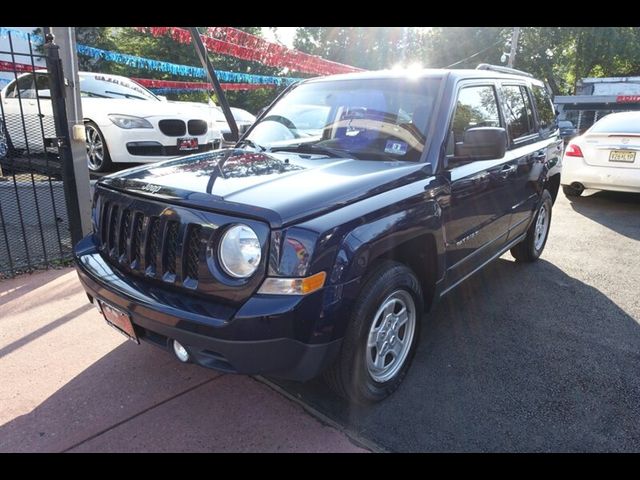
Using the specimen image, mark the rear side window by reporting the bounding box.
[532,85,555,131]
[449,85,501,148]
[4,74,35,99]
[502,85,536,140]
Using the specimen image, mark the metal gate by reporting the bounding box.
[0,29,71,278]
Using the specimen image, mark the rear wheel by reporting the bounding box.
[323,260,423,404]
[85,121,112,173]
[562,184,583,198]
[511,189,553,263]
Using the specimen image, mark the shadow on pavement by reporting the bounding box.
[568,191,640,240]
[0,340,218,452]
[0,337,362,452]
[0,303,93,358]
[273,258,640,452]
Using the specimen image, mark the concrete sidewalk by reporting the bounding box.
[0,268,366,453]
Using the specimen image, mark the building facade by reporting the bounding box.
[555,76,640,133]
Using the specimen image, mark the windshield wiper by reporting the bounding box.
[104,90,147,100]
[236,138,266,151]
[269,143,351,159]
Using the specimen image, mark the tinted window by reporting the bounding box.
[5,74,35,99]
[502,85,535,140]
[588,113,640,134]
[35,73,51,98]
[532,85,555,131]
[449,85,501,149]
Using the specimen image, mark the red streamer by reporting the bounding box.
[0,60,36,73]
[140,27,364,76]
[132,77,276,91]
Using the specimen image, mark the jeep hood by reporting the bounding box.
[99,149,431,228]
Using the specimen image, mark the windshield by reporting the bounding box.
[231,107,256,123]
[246,77,442,161]
[79,74,159,101]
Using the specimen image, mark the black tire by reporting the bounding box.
[0,119,12,159]
[85,121,112,173]
[323,260,423,404]
[511,189,553,263]
[562,184,583,198]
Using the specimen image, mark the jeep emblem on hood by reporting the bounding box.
[141,184,162,194]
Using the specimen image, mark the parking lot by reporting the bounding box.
[1,188,638,452]
[274,189,640,452]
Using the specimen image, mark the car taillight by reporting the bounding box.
[565,143,583,157]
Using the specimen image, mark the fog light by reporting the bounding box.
[173,340,190,363]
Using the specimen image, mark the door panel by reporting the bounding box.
[444,158,514,285]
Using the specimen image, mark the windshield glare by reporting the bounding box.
[79,74,159,101]
[247,77,441,161]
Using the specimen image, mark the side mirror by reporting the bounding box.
[456,127,507,160]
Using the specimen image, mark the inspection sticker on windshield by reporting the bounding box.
[384,140,408,156]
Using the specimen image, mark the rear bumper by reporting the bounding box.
[561,156,640,193]
[74,235,344,381]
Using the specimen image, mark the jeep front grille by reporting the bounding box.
[93,186,268,302]
[99,201,204,288]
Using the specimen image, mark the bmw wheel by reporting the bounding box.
[85,121,112,173]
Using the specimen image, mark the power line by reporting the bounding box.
[442,38,505,69]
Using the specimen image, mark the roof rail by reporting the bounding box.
[476,63,534,78]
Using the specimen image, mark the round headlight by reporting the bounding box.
[218,224,261,278]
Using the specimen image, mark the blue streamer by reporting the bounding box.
[0,27,301,86]
[76,45,300,86]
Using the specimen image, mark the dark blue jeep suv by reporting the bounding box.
[74,65,562,403]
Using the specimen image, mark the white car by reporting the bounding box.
[1,71,223,172]
[561,111,640,197]
[209,103,256,145]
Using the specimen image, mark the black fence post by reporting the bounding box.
[43,31,84,246]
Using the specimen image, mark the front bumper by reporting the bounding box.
[74,235,344,381]
[561,155,640,193]
[97,121,222,164]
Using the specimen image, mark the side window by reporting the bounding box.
[3,80,17,98]
[34,74,51,98]
[5,74,36,99]
[502,85,536,140]
[448,85,501,156]
[532,85,555,131]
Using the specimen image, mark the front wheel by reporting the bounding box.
[85,121,112,173]
[323,260,423,404]
[511,189,553,263]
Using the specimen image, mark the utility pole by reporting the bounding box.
[507,27,520,68]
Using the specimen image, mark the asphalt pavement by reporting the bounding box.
[273,189,640,452]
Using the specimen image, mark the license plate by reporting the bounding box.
[609,150,636,162]
[98,300,139,344]
[177,137,198,151]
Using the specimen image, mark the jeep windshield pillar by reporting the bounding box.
[74,66,561,404]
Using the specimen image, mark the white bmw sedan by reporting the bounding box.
[561,111,640,197]
[1,71,223,172]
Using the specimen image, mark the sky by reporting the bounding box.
[261,27,297,48]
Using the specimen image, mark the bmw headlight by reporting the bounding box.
[108,114,153,129]
[218,224,261,278]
